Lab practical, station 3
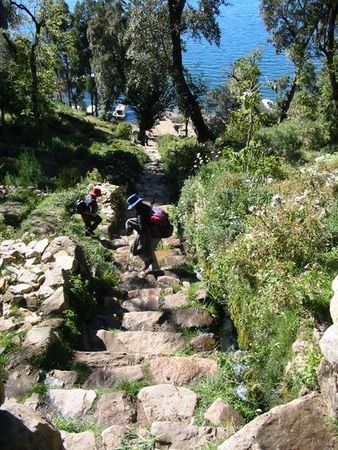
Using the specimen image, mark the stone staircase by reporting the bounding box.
[0,139,231,450]
[58,139,227,448]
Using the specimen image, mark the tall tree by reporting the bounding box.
[167,0,226,142]
[261,0,338,117]
[87,0,127,114]
[126,0,173,143]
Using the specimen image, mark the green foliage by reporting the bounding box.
[89,140,148,187]
[5,150,44,188]
[192,352,257,424]
[256,119,326,162]
[157,135,200,200]
[51,415,103,437]
[80,239,120,288]
[19,383,48,404]
[178,152,338,411]
[67,273,96,322]
[63,309,81,337]
[113,380,150,400]
[117,428,156,450]
[0,332,20,379]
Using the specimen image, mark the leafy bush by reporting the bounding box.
[89,141,148,187]
[177,153,338,410]
[157,135,200,200]
[5,150,45,188]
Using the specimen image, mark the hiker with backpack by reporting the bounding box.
[77,187,103,237]
[125,193,173,271]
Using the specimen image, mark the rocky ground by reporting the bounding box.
[1,138,338,449]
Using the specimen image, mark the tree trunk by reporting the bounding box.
[0,103,5,131]
[167,0,211,143]
[139,121,146,146]
[279,73,298,122]
[325,4,338,113]
[30,43,39,126]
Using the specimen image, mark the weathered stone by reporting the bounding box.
[61,431,96,450]
[84,366,144,389]
[161,292,190,310]
[94,392,135,427]
[101,425,127,450]
[24,258,38,268]
[0,317,18,332]
[151,421,227,450]
[17,269,39,285]
[97,330,184,355]
[45,370,79,389]
[319,325,338,365]
[23,393,40,411]
[9,283,32,295]
[37,286,55,299]
[23,325,57,357]
[5,367,39,399]
[41,251,52,263]
[156,275,181,288]
[137,384,197,424]
[122,311,163,331]
[121,272,156,290]
[0,400,63,450]
[150,356,218,386]
[190,334,217,352]
[40,286,69,315]
[204,398,244,427]
[47,388,97,419]
[127,288,161,300]
[330,294,338,324]
[317,359,338,418]
[34,238,49,256]
[122,296,160,312]
[169,308,214,328]
[332,275,338,294]
[73,351,143,368]
[47,236,76,257]
[218,393,338,450]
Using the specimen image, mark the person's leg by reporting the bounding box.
[91,214,102,231]
[82,214,93,236]
[149,238,161,270]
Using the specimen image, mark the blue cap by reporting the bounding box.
[127,193,143,210]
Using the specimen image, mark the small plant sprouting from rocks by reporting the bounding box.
[116,428,156,450]
[50,415,103,437]
[115,380,150,400]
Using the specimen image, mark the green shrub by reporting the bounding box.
[177,153,338,411]
[6,150,45,188]
[157,135,200,200]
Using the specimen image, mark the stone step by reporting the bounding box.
[97,330,185,355]
[83,365,145,388]
[72,351,145,368]
[122,311,164,331]
[148,355,218,386]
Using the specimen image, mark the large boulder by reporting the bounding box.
[46,389,97,419]
[204,398,244,428]
[0,400,63,450]
[94,392,135,427]
[149,356,218,385]
[168,307,214,328]
[319,325,338,365]
[122,311,164,331]
[96,330,184,355]
[151,421,227,450]
[61,431,96,450]
[317,359,338,418]
[218,393,338,450]
[137,384,197,424]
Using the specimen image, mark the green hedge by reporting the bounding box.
[177,150,338,410]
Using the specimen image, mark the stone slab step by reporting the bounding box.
[72,351,145,368]
[122,311,164,331]
[96,330,184,355]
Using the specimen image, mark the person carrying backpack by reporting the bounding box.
[78,187,103,237]
[125,194,173,271]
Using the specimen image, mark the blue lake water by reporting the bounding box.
[67,0,294,108]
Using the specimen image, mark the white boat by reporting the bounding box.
[261,98,275,112]
[113,103,127,119]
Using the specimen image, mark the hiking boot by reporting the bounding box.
[141,260,152,271]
